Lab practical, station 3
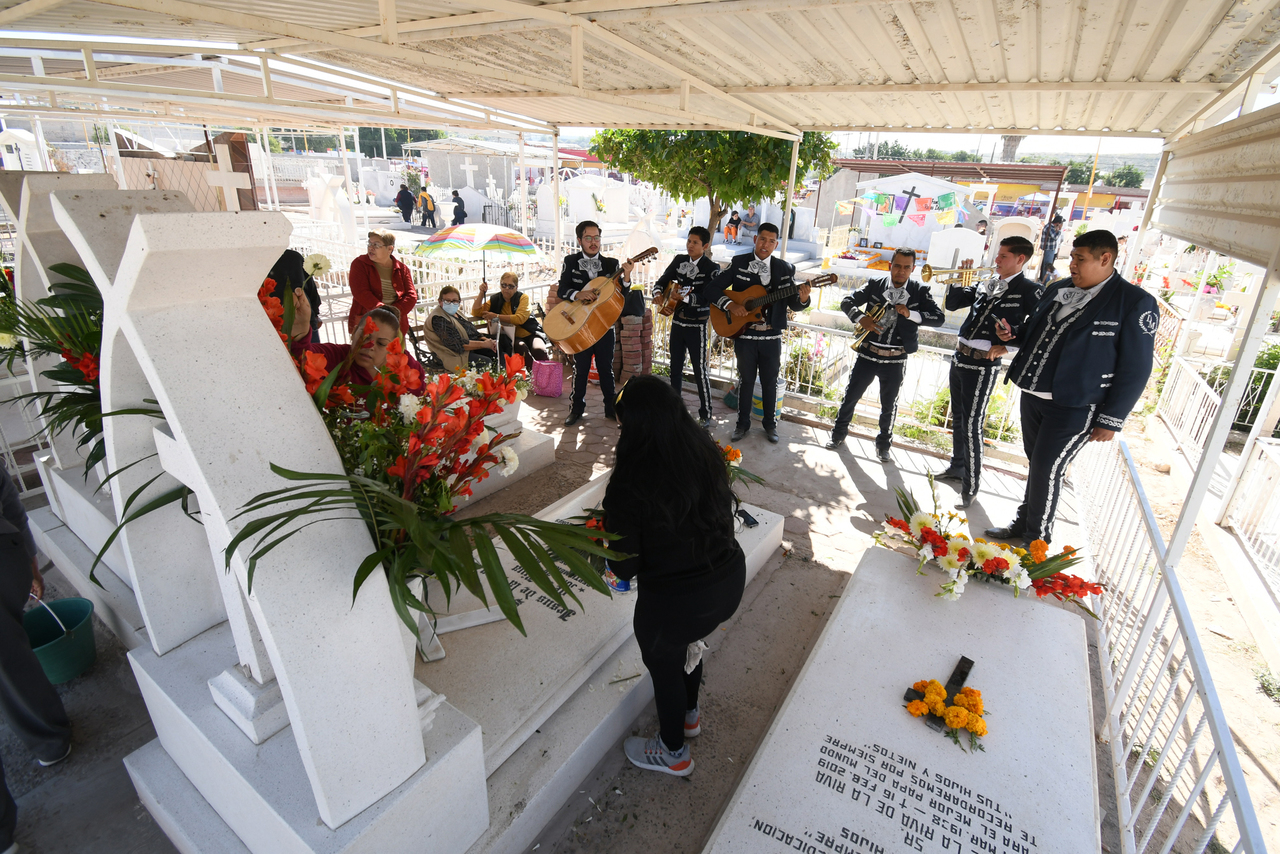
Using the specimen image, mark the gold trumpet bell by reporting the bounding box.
[921,262,994,287]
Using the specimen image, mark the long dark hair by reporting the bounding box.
[612,377,735,539]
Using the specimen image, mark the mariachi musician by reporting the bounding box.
[706,223,811,444]
[558,220,633,426]
[986,229,1158,545]
[936,236,1042,508]
[826,248,944,462]
[652,226,718,428]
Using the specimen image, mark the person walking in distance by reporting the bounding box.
[653,226,718,428]
[451,190,467,226]
[557,220,634,426]
[935,236,1043,507]
[706,223,811,444]
[1039,214,1065,284]
[986,230,1158,545]
[825,248,945,463]
[418,187,437,228]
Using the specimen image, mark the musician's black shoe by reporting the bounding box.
[765,428,780,444]
[934,466,964,483]
[984,525,1024,541]
[730,426,749,442]
[824,437,844,451]
[697,416,712,429]
[876,446,892,463]
[957,492,975,510]
[604,406,617,422]
[564,409,585,427]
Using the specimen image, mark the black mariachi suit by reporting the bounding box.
[832,277,945,451]
[558,251,622,415]
[653,253,719,420]
[1003,272,1158,541]
[944,272,1042,496]
[706,254,809,432]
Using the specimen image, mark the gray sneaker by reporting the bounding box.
[684,707,702,738]
[623,734,694,776]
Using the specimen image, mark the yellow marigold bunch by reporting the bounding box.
[924,680,946,700]
[958,688,984,716]
[944,705,970,729]
[906,700,929,717]
[953,693,973,712]
[966,715,988,737]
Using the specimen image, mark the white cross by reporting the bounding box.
[460,156,478,189]
[485,173,498,199]
[205,143,252,212]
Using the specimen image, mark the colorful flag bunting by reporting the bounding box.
[935,208,957,225]
[894,195,908,213]
[915,197,933,212]
[836,200,857,215]
[937,192,957,210]
[881,213,901,227]
[906,213,927,226]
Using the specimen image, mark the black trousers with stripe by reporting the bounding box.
[947,355,1001,496]
[733,336,782,432]
[1013,394,1096,543]
[831,351,906,451]
[669,321,713,419]
[570,327,616,414]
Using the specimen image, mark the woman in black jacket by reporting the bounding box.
[604,377,746,777]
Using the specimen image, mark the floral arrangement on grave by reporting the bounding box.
[905,679,987,752]
[302,253,331,278]
[448,364,532,408]
[0,263,160,478]
[717,441,766,489]
[220,281,617,638]
[872,478,1101,616]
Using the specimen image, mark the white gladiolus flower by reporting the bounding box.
[1007,566,1032,589]
[516,388,528,401]
[917,545,936,562]
[500,446,519,476]
[472,428,493,453]
[303,253,331,276]
[952,572,968,594]
[398,395,424,422]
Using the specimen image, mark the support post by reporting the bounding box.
[107,122,127,189]
[552,127,562,251]
[1165,243,1280,568]
[1124,149,1171,280]
[518,131,528,236]
[779,135,800,259]
[339,126,354,203]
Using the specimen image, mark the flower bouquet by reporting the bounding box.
[873,478,1101,615]
[717,441,766,489]
[905,679,988,752]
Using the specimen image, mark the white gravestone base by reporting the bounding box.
[703,549,1099,854]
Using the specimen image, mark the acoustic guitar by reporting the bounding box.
[543,247,658,354]
[654,280,684,317]
[710,273,838,339]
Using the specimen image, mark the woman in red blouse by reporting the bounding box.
[347,228,417,335]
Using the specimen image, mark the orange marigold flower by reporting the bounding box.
[912,680,928,693]
[1029,539,1049,563]
[943,706,970,729]
[906,700,929,718]
[967,716,988,737]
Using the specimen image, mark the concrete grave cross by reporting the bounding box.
[205,143,252,212]
[460,156,478,188]
[486,173,498,200]
[48,192,427,829]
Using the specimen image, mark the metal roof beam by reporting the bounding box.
[80,0,768,134]
[0,0,69,26]
[803,124,1166,138]
[442,80,1221,99]
[437,0,801,135]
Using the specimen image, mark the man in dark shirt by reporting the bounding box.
[0,459,72,851]
[936,236,1042,507]
[557,220,634,426]
[653,226,718,427]
[705,223,811,444]
[1039,214,1065,284]
[451,190,466,226]
[826,248,945,463]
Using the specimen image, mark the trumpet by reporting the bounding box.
[850,301,890,349]
[920,263,995,287]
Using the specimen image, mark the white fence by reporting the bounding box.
[1076,439,1266,854]
[1158,356,1279,468]
[1222,437,1280,602]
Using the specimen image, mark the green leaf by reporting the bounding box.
[352,548,391,604]
[493,524,567,610]
[474,529,524,635]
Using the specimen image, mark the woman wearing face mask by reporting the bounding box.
[421,285,498,371]
[287,291,426,407]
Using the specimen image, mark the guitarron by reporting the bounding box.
[543,247,658,354]
[710,273,838,339]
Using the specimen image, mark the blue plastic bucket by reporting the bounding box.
[24,598,96,685]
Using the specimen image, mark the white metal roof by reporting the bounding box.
[3,0,1280,140]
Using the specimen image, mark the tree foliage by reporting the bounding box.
[589,130,837,232]
[848,140,984,162]
[358,127,445,159]
[1103,164,1145,188]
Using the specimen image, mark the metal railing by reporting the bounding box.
[1221,437,1280,602]
[1075,439,1266,854]
[1158,358,1226,468]
[1204,365,1278,432]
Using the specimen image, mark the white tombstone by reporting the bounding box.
[927,228,987,270]
[857,172,973,252]
[305,171,359,243]
[986,216,1040,265]
[44,189,486,853]
[0,128,43,171]
[204,144,252,212]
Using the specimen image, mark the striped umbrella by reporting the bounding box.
[412,223,539,279]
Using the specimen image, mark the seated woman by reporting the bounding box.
[287,290,425,405]
[421,285,498,372]
[348,229,417,336]
[470,272,547,363]
[603,377,746,777]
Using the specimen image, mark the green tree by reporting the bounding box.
[1065,160,1097,184]
[590,130,836,233]
[1104,164,1144,188]
[357,127,445,159]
